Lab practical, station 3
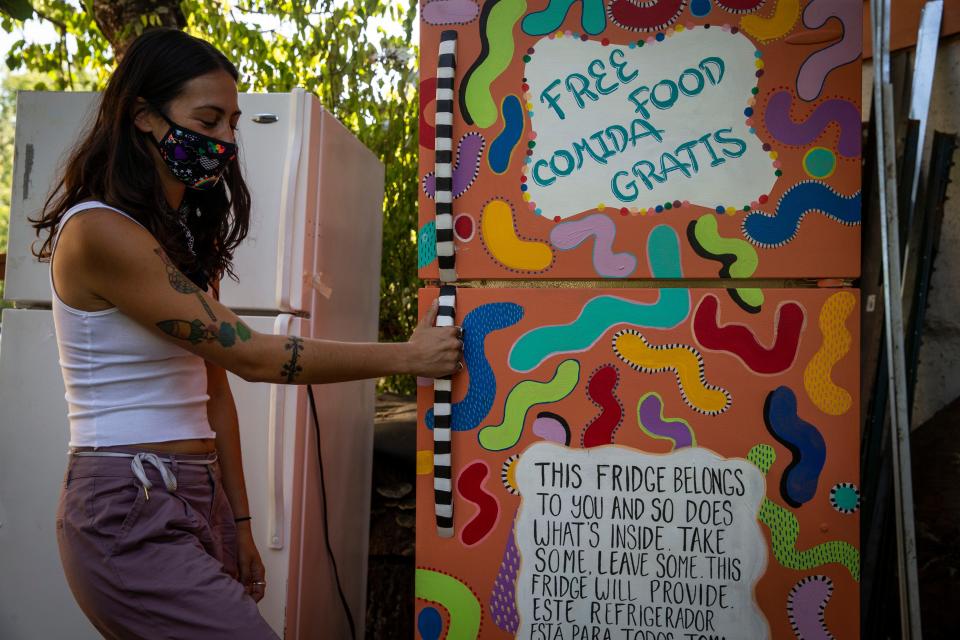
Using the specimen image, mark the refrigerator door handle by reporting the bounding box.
[266,313,295,549]
[275,88,307,310]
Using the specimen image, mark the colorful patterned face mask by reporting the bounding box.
[151,109,237,190]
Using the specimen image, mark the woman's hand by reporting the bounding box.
[407,299,463,379]
[236,525,266,602]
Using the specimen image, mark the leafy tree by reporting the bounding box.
[1,0,421,394]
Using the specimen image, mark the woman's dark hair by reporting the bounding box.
[29,27,251,289]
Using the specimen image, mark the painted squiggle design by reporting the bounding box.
[764,90,861,157]
[509,225,688,372]
[581,365,624,448]
[418,221,437,268]
[687,215,764,314]
[489,95,524,174]
[797,0,863,102]
[715,0,764,13]
[764,386,826,507]
[420,76,437,150]
[607,0,687,32]
[550,213,638,278]
[787,575,836,640]
[423,133,486,199]
[458,461,500,546]
[490,522,521,634]
[748,445,860,581]
[693,294,805,374]
[478,359,580,451]
[481,199,554,272]
[426,302,524,431]
[522,0,606,36]
[613,329,732,415]
[740,0,800,42]
[423,0,480,25]
[533,411,571,445]
[415,568,482,639]
[742,181,861,248]
[636,392,696,449]
[460,0,528,128]
[417,606,444,640]
[803,291,855,416]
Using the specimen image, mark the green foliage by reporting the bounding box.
[1,0,422,394]
[0,0,34,21]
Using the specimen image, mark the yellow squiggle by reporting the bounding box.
[740,0,801,43]
[416,450,433,475]
[613,329,731,415]
[803,291,855,415]
[481,199,553,272]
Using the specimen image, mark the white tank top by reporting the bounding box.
[50,200,215,447]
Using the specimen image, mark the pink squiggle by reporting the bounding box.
[796,0,862,101]
[423,0,480,26]
[550,213,637,278]
[765,91,860,157]
[787,575,835,640]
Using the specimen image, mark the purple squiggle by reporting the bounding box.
[796,0,862,101]
[489,521,521,633]
[637,393,695,449]
[550,213,637,278]
[764,91,861,157]
[422,132,486,199]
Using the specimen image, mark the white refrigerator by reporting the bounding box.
[0,89,384,639]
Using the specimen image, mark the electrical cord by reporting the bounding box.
[307,384,358,640]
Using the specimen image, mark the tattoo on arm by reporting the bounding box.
[157,318,253,348]
[153,247,217,323]
[280,336,304,383]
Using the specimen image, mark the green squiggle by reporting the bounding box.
[691,215,764,311]
[415,568,481,640]
[479,359,580,451]
[748,445,860,581]
[462,0,527,129]
[509,226,688,372]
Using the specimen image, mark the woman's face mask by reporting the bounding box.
[151,109,237,190]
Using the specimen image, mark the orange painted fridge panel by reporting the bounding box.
[418,0,862,281]
[415,285,860,639]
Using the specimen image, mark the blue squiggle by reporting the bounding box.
[742,181,861,248]
[521,0,606,36]
[508,226,688,372]
[426,302,524,431]
[489,95,524,174]
[764,386,826,508]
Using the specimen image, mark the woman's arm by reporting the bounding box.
[67,209,462,383]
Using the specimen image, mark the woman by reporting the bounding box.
[30,28,461,639]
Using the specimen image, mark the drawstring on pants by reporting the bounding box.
[69,450,216,501]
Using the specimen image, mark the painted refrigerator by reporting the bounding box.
[0,89,383,639]
[416,1,862,639]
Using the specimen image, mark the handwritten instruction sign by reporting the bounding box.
[525,28,775,219]
[515,443,769,640]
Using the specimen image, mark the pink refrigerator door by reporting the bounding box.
[417,0,862,281]
[415,283,860,639]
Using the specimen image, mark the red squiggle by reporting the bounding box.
[419,77,437,150]
[716,0,765,13]
[581,365,624,448]
[693,294,805,374]
[607,0,686,32]
[458,461,500,547]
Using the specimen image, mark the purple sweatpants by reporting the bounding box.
[56,447,280,639]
